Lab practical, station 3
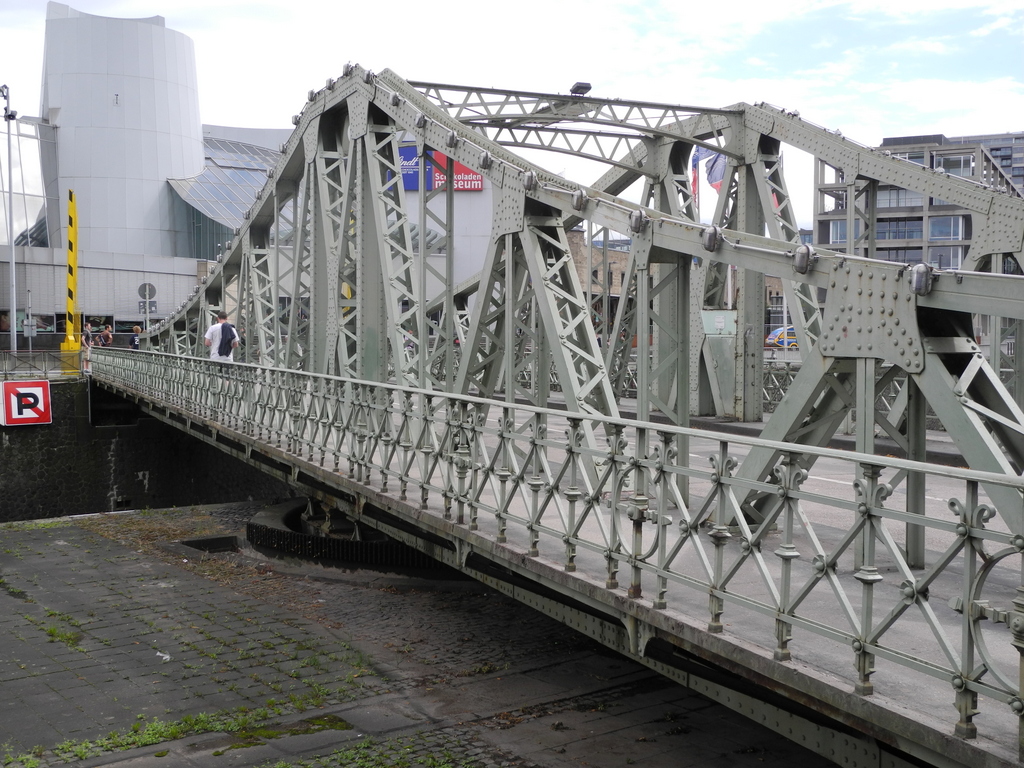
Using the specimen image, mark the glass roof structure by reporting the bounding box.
[169,137,280,230]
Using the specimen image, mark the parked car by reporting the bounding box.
[765,325,798,348]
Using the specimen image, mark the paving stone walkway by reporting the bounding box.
[0,505,835,768]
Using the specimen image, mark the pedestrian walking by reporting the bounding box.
[129,325,141,350]
[204,311,239,362]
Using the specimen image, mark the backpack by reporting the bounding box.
[218,323,236,357]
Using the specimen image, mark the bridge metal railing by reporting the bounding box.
[0,350,83,379]
[762,361,799,413]
[91,348,1024,757]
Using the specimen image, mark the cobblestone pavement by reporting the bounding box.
[0,504,835,768]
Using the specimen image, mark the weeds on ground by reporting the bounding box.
[22,610,86,652]
[75,507,233,554]
[455,661,509,677]
[0,577,32,602]
[1,697,353,767]
[0,519,69,532]
[255,736,477,768]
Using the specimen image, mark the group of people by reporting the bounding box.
[79,311,238,364]
[82,322,142,350]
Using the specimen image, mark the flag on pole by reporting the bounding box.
[691,146,715,207]
[706,152,726,192]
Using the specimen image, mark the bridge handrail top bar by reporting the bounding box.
[97,349,1024,493]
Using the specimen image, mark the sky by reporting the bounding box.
[1,0,1022,226]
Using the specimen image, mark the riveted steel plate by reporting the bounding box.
[492,183,525,239]
[347,92,369,140]
[819,261,925,372]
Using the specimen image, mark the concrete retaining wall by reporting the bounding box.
[0,379,294,521]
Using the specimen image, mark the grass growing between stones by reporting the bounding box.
[0,519,69,532]
[256,734,483,768]
[0,703,354,767]
[69,506,373,644]
[21,611,86,652]
[0,507,398,765]
[0,577,31,602]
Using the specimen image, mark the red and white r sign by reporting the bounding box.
[1,380,52,426]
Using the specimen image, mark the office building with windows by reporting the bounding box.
[813,132,1021,275]
[950,130,1024,194]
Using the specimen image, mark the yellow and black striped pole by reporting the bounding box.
[60,190,80,368]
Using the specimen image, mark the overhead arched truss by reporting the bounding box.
[148,66,1024,554]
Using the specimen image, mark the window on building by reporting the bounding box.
[766,294,789,329]
[934,154,974,177]
[893,151,925,165]
[929,216,963,241]
[0,121,54,248]
[819,189,846,213]
[928,245,963,270]
[877,187,923,207]
[829,220,844,244]
[876,218,923,240]
[828,219,862,244]
[876,248,923,264]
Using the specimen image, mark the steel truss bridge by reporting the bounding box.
[91,65,1024,768]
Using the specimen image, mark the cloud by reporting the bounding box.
[885,38,955,54]
[1,0,1021,226]
[970,16,1017,35]
[841,0,1024,16]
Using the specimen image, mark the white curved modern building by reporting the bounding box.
[42,4,204,261]
[0,3,289,347]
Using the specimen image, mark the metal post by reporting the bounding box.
[2,85,16,352]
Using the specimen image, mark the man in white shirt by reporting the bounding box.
[204,310,239,362]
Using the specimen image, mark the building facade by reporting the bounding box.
[950,130,1024,194]
[0,3,511,349]
[0,3,291,347]
[813,133,1020,275]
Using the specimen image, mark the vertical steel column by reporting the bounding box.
[853,462,884,696]
[854,358,876,571]
[416,152,430,390]
[674,258,690,503]
[733,164,766,421]
[774,451,806,661]
[905,375,927,568]
[3,86,16,352]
